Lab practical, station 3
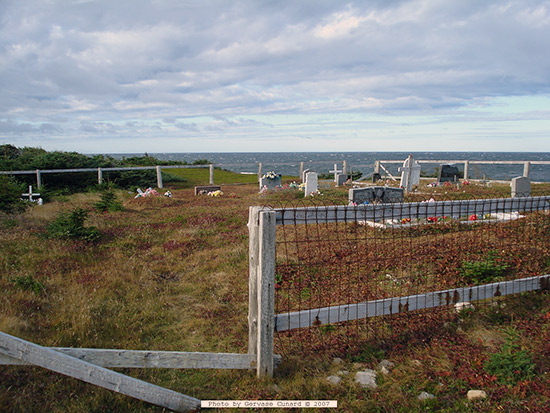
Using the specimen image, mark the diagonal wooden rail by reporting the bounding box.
[0,332,201,412]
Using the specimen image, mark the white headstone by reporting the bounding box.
[304,172,318,196]
[301,168,310,183]
[399,157,421,191]
[329,164,342,182]
[511,176,531,197]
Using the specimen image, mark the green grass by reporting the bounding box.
[163,167,299,187]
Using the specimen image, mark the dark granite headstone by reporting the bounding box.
[349,186,404,204]
[438,164,459,183]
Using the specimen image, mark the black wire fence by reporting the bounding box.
[266,194,550,357]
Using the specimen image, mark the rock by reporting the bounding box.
[337,370,349,376]
[467,390,487,401]
[411,359,422,367]
[379,366,391,375]
[326,375,342,385]
[333,357,344,364]
[355,370,377,389]
[378,359,395,370]
[455,302,475,314]
[418,391,435,401]
[352,362,365,370]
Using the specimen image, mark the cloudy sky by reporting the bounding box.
[1,0,549,153]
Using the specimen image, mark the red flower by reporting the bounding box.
[469,214,478,221]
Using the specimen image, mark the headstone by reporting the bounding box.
[349,186,403,205]
[399,157,421,191]
[511,176,531,197]
[259,173,282,191]
[438,164,459,183]
[304,172,318,196]
[301,168,310,183]
[335,173,347,186]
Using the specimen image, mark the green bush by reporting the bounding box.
[46,208,100,242]
[9,274,44,294]
[460,253,508,284]
[94,191,124,213]
[0,175,27,214]
[485,327,535,385]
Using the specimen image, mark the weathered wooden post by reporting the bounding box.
[343,160,347,176]
[248,207,276,378]
[523,161,531,178]
[98,168,103,185]
[156,166,163,188]
[209,164,214,185]
[464,161,469,181]
[299,162,304,182]
[374,160,381,175]
[36,170,42,189]
[258,163,262,182]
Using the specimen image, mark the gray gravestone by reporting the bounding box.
[438,164,460,183]
[336,173,347,186]
[259,174,282,191]
[304,172,318,196]
[349,186,403,204]
[511,176,531,197]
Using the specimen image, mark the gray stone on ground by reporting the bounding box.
[379,366,391,375]
[332,357,343,364]
[355,369,377,389]
[467,390,487,401]
[378,359,395,370]
[337,370,349,376]
[326,375,342,385]
[418,391,435,401]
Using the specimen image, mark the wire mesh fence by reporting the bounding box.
[267,195,550,357]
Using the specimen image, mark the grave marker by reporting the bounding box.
[259,172,282,191]
[438,164,459,183]
[335,173,347,186]
[349,186,403,205]
[304,172,318,196]
[511,176,531,198]
[398,156,421,191]
[21,186,41,202]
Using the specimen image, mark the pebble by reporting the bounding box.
[467,390,487,401]
[418,391,435,401]
[326,375,342,385]
[355,369,377,389]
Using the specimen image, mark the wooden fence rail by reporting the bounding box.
[0,164,214,188]
[0,332,201,412]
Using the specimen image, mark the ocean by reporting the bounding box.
[109,152,550,182]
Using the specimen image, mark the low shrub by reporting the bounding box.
[94,191,124,213]
[0,175,27,214]
[485,327,535,385]
[46,208,100,242]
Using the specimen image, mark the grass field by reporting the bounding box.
[1,181,549,412]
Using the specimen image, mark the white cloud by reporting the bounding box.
[0,0,549,152]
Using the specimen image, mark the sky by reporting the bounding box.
[1,0,550,154]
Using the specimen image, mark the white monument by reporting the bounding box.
[399,156,421,192]
[304,172,318,197]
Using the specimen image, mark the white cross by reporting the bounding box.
[21,185,41,202]
[329,163,342,177]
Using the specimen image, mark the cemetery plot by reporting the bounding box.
[273,200,550,354]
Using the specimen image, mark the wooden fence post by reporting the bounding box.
[299,162,304,182]
[156,166,163,188]
[464,161,469,181]
[36,170,42,189]
[523,161,531,178]
[98,168,103,185]
[258,163,262,182]
[209,164,214,185]
[248,207,276,378]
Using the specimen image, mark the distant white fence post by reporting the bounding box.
[299,162,304,181]
[258,163,262,182]
[523,161,531,178]
[464,161,469,181]
[36,170,42,189]
[156,166,163,188]
[98,168,103,185]
[248,207,276,378]
[209,164,214,184]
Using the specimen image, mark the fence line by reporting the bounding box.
[275,275,550,331]
[0,164,214,188]
[249,194,550,371]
